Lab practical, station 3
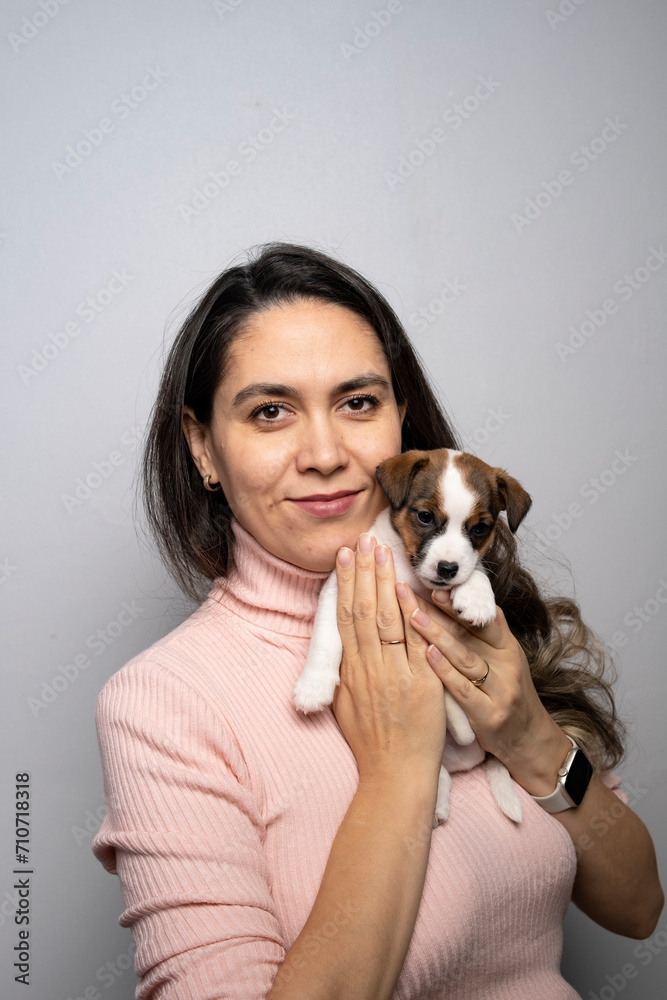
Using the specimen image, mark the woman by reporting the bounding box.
[92,242,663,999]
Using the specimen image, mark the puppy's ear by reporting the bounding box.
[376,451,431,510]
[495,470,532,533]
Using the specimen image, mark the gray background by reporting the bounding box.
[1,0,665,997]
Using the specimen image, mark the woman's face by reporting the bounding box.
[182,297,407,571]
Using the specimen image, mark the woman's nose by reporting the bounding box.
[294,418,349,474]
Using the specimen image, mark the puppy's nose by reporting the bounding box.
[437,561,459,581]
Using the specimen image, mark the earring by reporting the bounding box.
[203,474,222,492]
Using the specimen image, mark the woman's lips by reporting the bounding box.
[288,491,361,518]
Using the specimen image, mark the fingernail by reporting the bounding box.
[411,608,431,627]
[395,581,410,600]
[427,643,443,662]
[359,533,372,553]
[338,547,353,567]
[432,589,450,603]
[374,545,387,565]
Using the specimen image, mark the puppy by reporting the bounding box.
[293,448,532,825]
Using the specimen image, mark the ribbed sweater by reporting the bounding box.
[92,517,626,999]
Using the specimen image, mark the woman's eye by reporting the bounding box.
[259,404,282,420]
[250,401,287,421]
[343,394,379,412]
[416,510,433,525]
[251,393,379,422]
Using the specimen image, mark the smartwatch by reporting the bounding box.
[530,735,593,813]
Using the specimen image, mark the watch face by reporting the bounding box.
[564,750,593,805]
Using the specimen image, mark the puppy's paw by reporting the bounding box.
[485,756,523,823]
[292,673,339,713]
[434,765,452,823]
[450,581,496,627]
[433,799,449,824]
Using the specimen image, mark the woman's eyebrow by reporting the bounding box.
[231,373,392,409]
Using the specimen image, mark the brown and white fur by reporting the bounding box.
[293,448,532,825]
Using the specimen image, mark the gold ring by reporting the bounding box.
[471,660,490,686]
[380,638,406,645]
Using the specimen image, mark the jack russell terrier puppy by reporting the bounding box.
[293,448,532,825]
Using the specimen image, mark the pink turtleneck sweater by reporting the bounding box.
[92,518,626,999]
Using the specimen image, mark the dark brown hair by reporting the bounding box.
[141,241,624,770]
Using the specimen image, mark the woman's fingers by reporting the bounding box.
[412,593,477,643]
[395,586,561,781]
[356,540,435,673]
[335,545,360,659]
[351,533,385,658]
[336,534,410,667]
[429,588,508,649]
[408,602,493,696]
[373,544,407,643]
[408,591,500,664]
[394,582,432,672]
[406,590,546,761]
[331,539,448,778]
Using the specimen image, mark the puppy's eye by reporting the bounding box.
[469,523,490,537]
[416,510,434,525]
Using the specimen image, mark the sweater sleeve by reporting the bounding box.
[91,657,286,999]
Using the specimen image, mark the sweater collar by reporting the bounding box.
[207,518,332,636]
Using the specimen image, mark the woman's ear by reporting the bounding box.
[181,406,212,479]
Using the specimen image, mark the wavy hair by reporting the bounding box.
[141,241,625,771]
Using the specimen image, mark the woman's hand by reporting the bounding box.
[395,586,665,939]
[331,534,448,787]
[406,587,573,796]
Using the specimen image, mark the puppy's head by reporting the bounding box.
[375,448,532,589]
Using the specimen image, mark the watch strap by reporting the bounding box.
[530,735,587,813]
